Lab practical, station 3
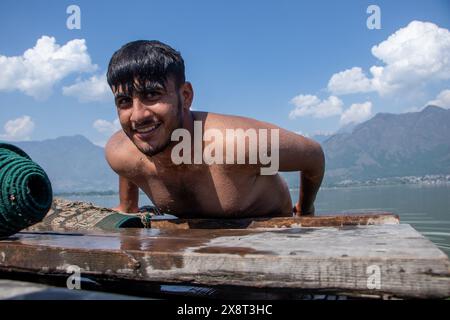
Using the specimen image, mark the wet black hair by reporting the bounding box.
[107,40,185,95]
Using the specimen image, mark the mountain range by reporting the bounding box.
[4,105,450,192]
[322,105,450,184]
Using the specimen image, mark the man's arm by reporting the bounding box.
[202,112,324,215]
[112,176,140,213]
[277,129,325,216]
[105,130,140,213]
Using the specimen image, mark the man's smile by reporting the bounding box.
[133,122,162,138]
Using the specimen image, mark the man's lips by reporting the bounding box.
[133,122,162,138]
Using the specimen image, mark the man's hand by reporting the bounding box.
[112,176,139,213]
[112,205,140,213]
[293,202,315,216]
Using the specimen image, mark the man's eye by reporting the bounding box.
[117,98,131,107]
[144,92,161,100]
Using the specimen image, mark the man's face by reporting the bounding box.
[113,78,184,156]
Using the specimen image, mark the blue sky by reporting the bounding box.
[1,0,449,145]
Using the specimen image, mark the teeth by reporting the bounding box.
[135,123,160,133]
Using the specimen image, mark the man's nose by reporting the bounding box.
[130,98,152,124]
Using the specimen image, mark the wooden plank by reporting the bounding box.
[27,198,399,231]
[149,213,399,230]
[1,225,449,298]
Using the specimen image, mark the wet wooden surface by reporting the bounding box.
[28,198,400,231]
[1,224,449,298]
[149,213,399,229]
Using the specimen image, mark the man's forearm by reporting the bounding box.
[297,170,324,215]
[116,176,139,212]
[296,146,325,216]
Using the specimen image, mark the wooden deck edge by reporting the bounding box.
[150,213,400,230]
[28,199,399,231]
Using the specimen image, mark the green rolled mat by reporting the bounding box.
[0,142,53,237]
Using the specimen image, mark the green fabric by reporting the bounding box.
[94,212,144,229]
[0,142,53,237]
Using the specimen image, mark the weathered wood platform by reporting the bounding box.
[1,224,449,299]
[1,199,448,299]
[27,198,400,231]
[148,213,400,229]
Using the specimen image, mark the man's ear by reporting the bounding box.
[180,82,194,110]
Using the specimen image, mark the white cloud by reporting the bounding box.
[289,95,343,119]
[0,116,35,141]
[328,67,373,95]
[340,102,373,126]
[426,89,450,109]
[328,21,450,96]
[93,119,121,135]
[0,36,96,99]
[402,105,424,113]
[63,73,112,102]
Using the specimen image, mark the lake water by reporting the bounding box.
[63,184,450,257]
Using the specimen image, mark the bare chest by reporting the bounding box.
[132,162,262,217]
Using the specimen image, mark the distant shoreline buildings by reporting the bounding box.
[331,174,450,188]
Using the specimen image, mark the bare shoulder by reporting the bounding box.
[195,111,279,131]
[194,111,319,151]
[196,111,304,141]
[104,130,140,175]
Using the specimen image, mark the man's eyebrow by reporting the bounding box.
[114,92,130,99]
[113,81,166,99]
[141,82,166,91]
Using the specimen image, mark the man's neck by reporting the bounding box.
[183,109,195,137]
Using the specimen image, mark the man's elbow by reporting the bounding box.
[309,141,325,177]
[105,131,124,164]
[104,139,115,171]
[316,142,325,169]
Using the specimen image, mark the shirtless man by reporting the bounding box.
[105,40,324,218]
